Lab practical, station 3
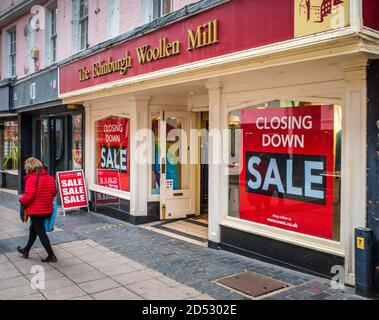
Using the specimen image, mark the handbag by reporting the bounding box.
[19,204,29,223]
[19,172,41,223]
[45,204,58,233]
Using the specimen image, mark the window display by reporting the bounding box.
[96,116,130,192]
[2,120,19,173]
[228,101,342,241]
[72,115,83,170]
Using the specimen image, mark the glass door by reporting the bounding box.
[40,113,83,177]
[53,117,65,173]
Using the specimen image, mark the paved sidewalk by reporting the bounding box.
[0,239,210,300]
[0,191,366,300]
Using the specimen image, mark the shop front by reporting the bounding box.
[0,79,18,190]
[58,0,379,284]
[12,67,84,193]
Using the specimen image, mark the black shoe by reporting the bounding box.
[17,246,29,259]
[41,255,57,263]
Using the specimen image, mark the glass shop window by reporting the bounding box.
[228,101,342,241]
[72,115,83,170]
[95,116,130,192]
[2,121,19,173]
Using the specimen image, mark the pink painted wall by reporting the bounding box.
[0,0,200,79]
[56,0,72,61]
[0,12,46,79]
[88,0,108,47]
[120,0,143,34]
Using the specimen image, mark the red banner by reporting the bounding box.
[96,117,130,192]
[57,170,88,210]
[239,105,336,239]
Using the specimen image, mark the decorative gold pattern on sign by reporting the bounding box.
[294,0,350,38]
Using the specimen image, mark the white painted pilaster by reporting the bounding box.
[340,57,368,286]
[206,79,223,244]
[129,96,151,217]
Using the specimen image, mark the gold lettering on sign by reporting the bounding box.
[93,51,132,78]
[136,38,180,64]
[76,19,220,82]
[79,67,90,81]
[187,19,218,51]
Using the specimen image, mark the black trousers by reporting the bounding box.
[24,215,54,257]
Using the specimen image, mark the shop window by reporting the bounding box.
[72,115,83,170]
[2,121,19,173]
[228,101,342,241]
[95,116,130,192]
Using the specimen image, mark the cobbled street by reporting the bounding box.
[0,191,365,300]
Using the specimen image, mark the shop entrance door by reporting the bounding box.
[159,111,195,220]
[40,113,83,177]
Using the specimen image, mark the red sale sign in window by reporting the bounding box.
[239,105,337,240]
[96,116,130,192]
[57,170,89,210]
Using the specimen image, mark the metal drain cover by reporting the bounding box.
[217,271,289,298]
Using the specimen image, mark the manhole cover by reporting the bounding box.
[217,271,289,298]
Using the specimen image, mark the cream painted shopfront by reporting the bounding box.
[58,0,379,284]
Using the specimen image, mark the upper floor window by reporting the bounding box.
[50,7,57,62]
[79,0,88,50]
[153,0,171,20]
[8,29,16,77]
[144,0,172,23]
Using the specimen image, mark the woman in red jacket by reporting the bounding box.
[17,157,58,262]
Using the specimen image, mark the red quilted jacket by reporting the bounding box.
[19,169,57,215]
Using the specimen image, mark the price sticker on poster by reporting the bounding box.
[57,170,89,215]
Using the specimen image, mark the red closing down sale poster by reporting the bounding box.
[239,105,336,240]
[57,170,89,210]
[96,117,129,192]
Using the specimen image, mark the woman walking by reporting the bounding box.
[17,157,58,262]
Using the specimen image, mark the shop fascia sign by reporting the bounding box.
[78,19,218,82]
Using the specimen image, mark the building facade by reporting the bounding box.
[1,0,379,290]
[0,0,198,188]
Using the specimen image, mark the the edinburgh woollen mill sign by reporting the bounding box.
[59,0,351,97]
[77,19,218,82]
